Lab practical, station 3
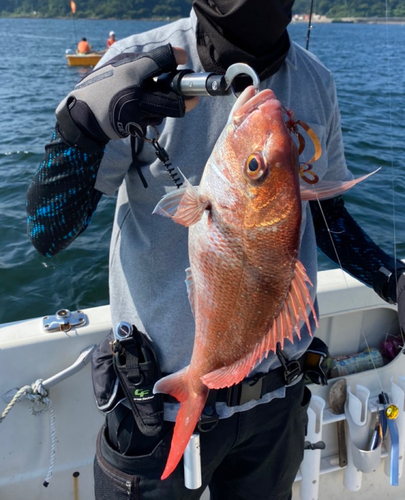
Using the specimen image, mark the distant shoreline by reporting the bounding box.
[2,14,405,25]
[293,15,405,25]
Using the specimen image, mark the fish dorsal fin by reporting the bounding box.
[300,169,380,201]
[200,260,318,390]
[152,171,210,227]
[185,267,195,317]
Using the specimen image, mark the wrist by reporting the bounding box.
[373,265,405,304]
[56,98,109,153]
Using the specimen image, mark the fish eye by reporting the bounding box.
[248,156,259,172]
[245,152,267,182]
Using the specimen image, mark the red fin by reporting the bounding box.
[161,392,208,480]
[152,171,210,227]
[153,367,188,403]
[163,393,208,479]
[200,355,257,389]
[154,368,209,480]
[201,260,318,390]
[300,169,380,201]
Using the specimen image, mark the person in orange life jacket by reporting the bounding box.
[107,31,116,49]
[77,37,91,54]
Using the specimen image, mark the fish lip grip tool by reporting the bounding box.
[157,62,260,101]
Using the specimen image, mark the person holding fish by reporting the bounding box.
[27,1,405,499]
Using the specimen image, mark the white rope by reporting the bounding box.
[42,403,57,487]
[0,385,31,422]
[0,379,57,487]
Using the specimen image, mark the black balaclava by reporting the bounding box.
[193,0,295,82]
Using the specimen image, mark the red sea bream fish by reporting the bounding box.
[153,86,375,480]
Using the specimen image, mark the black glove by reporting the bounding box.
[374,264,405,304]
[56,44,186,150]
[374,265,405,337]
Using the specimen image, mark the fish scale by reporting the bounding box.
[153,85,376,480]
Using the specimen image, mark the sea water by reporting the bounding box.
[0,18,405,323]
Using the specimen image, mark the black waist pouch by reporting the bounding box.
[112,325,164,437]
[91,330,121,412]
[91,325,164,437]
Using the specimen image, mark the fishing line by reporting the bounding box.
[310,2,403,407]
[383,0,402,328]
[381,0,405,416]
[313,195,386,395]
[70,1,78,51]
[381,0,405,359]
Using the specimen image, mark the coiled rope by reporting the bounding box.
[0,379,57,487]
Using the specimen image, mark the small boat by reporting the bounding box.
[1,268,405,499]
[65,51,104,67]
[64,0,104,68]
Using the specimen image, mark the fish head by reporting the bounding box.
[209,86,301,227]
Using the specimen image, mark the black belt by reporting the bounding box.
[215,351,306,407]
[164,350,307,408]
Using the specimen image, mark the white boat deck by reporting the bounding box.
[1,268,404,499]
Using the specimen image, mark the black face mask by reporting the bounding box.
[193,0,294,81]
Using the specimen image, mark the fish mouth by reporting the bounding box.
[232,88,279,127]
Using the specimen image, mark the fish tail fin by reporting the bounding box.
[153,369,209,480]
[300,168,380,201]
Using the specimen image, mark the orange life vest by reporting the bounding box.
[107,37,115,49]
[77,40,90,54]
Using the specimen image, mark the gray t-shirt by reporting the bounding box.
[95,10,351,419]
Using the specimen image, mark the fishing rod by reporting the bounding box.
[70,0,78,50]
[305,0,315,50]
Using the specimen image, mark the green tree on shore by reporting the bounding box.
[294,0,405,18]
[1,0,405,19]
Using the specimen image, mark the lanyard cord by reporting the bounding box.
[130,127,183,189]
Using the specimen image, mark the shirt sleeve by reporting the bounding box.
[323,80,352,183]
[26,126,105,257]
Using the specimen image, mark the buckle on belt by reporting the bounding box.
[226,376,264,407]
[276,342,302,385]
[198,404,219,432]
[198,391,219,432]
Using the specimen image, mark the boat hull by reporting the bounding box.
[66,53,103,67]
[0,269,404,499]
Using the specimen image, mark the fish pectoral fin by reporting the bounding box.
[152,170,210,227]
[201,261,318,391]
[300,168,380,201]
[152,185,187,219]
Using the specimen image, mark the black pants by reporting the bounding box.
[94,379,311,500]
